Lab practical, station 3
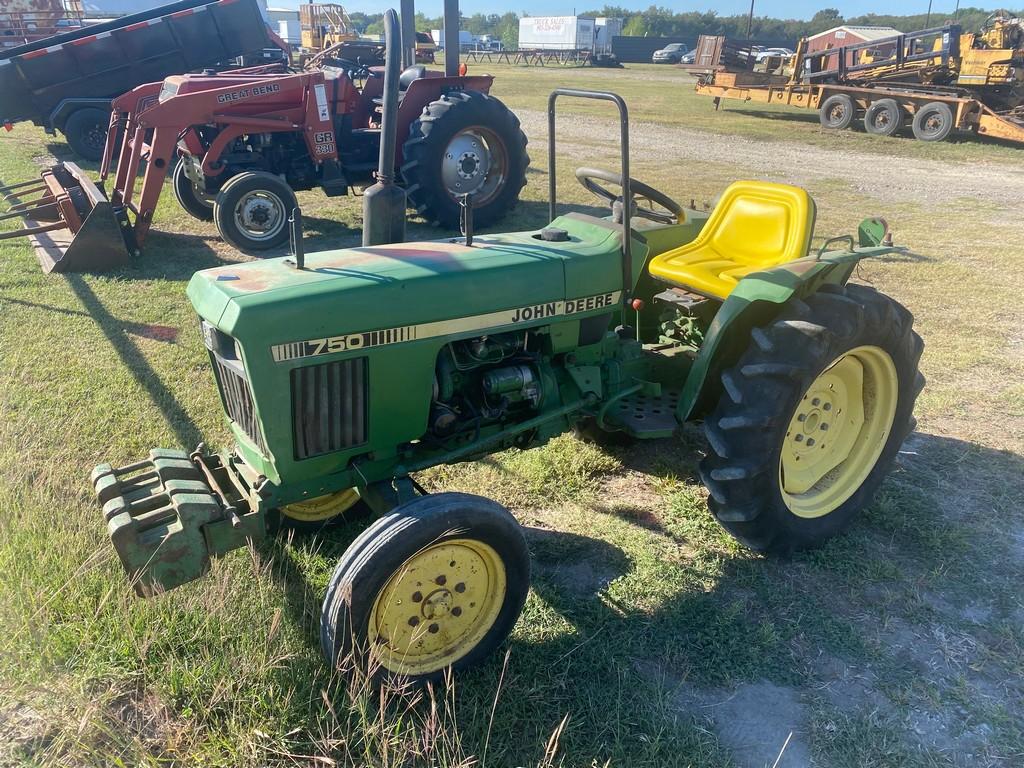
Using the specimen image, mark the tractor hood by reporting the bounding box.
[187,214,641,353]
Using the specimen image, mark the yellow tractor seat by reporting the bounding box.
[648,180,816,300]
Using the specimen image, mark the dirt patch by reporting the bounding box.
[517,109,1024,211]
[675,680,812,768]
[0,703,53,765]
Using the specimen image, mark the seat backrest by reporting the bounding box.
[399,65,427,91]
[702,181,815,267]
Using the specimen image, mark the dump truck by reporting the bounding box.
[0,0,285,159]
[694,15,1024,145]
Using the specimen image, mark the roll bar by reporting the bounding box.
[547,89,632,304]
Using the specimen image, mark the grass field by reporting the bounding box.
[1,62,1023,767]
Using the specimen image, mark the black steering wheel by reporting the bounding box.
[575,167,684,225]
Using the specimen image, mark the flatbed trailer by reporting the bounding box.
[696,77,1024,145]
[694,22,1024,146]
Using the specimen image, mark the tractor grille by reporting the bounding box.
[291,358,368,460]
[210,354,267,454]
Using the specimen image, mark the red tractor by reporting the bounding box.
[108,56,529,254]
[0,55,529,269]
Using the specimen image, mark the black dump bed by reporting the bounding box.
[0,0,276,126]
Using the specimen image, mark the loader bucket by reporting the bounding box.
[0,161,134,273]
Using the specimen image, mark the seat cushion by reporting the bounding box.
[649,181,815,299]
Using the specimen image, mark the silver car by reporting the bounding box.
[652,42,688,64]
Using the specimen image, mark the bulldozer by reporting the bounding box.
[91,87,925,684]
[0,5,528,272]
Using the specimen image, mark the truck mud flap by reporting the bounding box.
[0,161,134,274]
[91,449,263,596]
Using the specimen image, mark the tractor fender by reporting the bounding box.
[675,249,884,422]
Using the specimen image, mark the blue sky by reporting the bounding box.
[269,1,1004,21]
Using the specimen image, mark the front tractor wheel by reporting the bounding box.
[402,91,529,229]
[320,492,530,683]
[172,159,214,222]
[213,171,297,254]
[700,284,924,554]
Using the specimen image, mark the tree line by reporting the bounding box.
[350,6,1021,48]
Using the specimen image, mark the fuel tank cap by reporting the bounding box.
[538,227,570,242]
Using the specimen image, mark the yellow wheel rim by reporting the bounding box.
[369,538,506,676]
[282,489,360,523]
[780,345,898,519]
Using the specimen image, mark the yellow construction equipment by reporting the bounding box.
[299,3,358,51]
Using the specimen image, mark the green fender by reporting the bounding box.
[675,245,896,422]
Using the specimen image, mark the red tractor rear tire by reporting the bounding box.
[402,91,528,229]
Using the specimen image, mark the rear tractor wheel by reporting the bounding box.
[700,283,924,554]
[321,492,530,683]
[864,99,904,137]
[213,171,297,254]
[819,94,856,130]
[402,90,529,229]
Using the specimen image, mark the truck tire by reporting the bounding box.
[320,492,530,683]
[863,99,904,137]
[819,94,855,130]
[213,171,297,254]
[699,284,924,554]
[172,159,214,222]
[402,90,529,229]
[62,107,109,161]
[911,102,954,142]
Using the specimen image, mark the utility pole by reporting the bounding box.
[925,0,933,28]
[746,0,754,38]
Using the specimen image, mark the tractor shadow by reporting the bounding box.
[61,273,205,449]
[255,429,1024,765]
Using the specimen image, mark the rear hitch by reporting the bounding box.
[91,448,265,596]
[0,161,134,273]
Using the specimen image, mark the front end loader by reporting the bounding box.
[91,88,924,684]
[0,42,528,271]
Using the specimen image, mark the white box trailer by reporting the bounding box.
[595,17,622,57]
[431,28,476,50]
[518,16,595,51]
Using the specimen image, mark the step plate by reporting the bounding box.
[608,389,681,438]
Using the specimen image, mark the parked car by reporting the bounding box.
[652,42,688,63]
[755,46,793,62]
[680,50,696,64]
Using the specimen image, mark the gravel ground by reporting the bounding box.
[517,108,1024,209]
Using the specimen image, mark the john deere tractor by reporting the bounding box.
[92,90,924,683]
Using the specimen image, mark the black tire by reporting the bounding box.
[402,90,529,229]
[213,171,297,254]
[699,283,924,554]
[267,489,371,535]
[172,159,214,222]
[863,99,904,137]
[320,492,530,684]
[819,94,856,130]
[62,107,109,161]
[911,102,954,142]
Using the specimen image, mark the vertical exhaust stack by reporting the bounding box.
[362,8,407,247]
[400,0,416,70]
[443,0,459,76]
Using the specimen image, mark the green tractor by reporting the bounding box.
[92,90,924,683]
